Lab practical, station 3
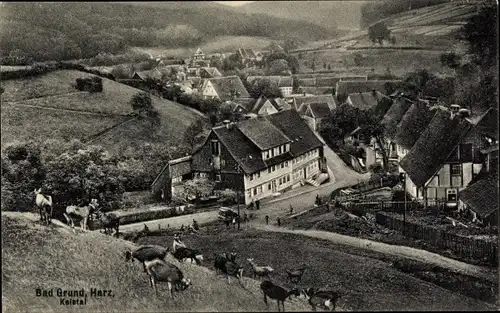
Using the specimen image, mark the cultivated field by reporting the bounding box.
[1,212,312,313]
[131,36,277,59]
[1,70,204,150]
[138,226,497,311]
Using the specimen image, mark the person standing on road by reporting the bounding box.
[256,200,260,210]
[265,215,269,225]
[289,205,293,215]
[277,217,281,227]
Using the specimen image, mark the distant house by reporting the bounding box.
[193,48,205,61]
[292,94,336,113]
[246,76,293,97]
[335,80,402,97]
[199,67,222,79]
[151,155,193,202]
[458,145,498,225]
[201,76,250,102]
[231,95,289,116]
[238,48,258,67]
[399,108,490,207]
[132,68,164,81]
[296,76,340,95]
[303,102,332,131]
[190,110,327,204]
[381,95,413,161]
[346,90,390,110]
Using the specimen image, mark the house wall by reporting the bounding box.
[258,101,279,115]
[303,115,316,131]
[243,158,292,204]
[202,81,219,100]
[280,86,293,97]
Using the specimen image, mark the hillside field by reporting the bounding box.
[138,224,497,311]
[130,36,277,59]
[1,70,204,151]
[1,212,313,313]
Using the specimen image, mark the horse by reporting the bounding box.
[34,188,53,226]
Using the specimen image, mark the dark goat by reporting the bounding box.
[125,245,168,274]
[144,259,191,297]
[285,264,308,283]
[304,288,341,311]
[213,252,243,284]
[95,211,120,236]
[260,280,300,312]
[171,247,203,265]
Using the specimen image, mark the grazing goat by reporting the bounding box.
[34,188,53,225]
[303,288,341,312]
[246,258,273,279]
[213,252,243,284]
[144,259,191,297]
[260,280,300,312]
[64,198,98,233]
[171,237,203,265]
[285,264,308,283]
[125,245,169,274]
[94,210,120,236]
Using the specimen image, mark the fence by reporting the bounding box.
[376,211,498,265]
[332,176,399,202]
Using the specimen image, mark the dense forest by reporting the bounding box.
[0,2,333,64]
[360,0,452,27]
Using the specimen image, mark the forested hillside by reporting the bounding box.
[0,2,334,65]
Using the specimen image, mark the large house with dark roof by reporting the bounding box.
[346,90,391,111]
[201,76,250,102]
[191,110,326,204]
[399,107,493,206]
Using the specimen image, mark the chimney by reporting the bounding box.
[223,120,231,129]
[458,108,471,118]
[450,104,460,114]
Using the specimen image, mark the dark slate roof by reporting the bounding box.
[231,98,256,114]
[207,76,250,101]
[336,80,402,95]
[472,108,498,140]
[213,126,266,174]
[294,94,336,112]
[266,110,323,157]
[307,102,332,119]
[237,116,291,150]
[400,109,473,187]
[382,97,413,139]
[459,171,499,218]
[347,91,390,110]
[394,101,436,150]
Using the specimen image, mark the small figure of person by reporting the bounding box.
[277,217,281,227]
[224,218,230,229]
[243,212,248,222]
[265,215,269,225]
[180,224,185,232]
[256,199,261,210]
[232,218,236,229]
[289,205,294,215]
[193,219,199,230]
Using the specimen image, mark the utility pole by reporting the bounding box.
[237,192,241,231]
[399,172,407,235]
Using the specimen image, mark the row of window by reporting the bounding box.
[293,149,317,165]
[263,144,290,160]
[267,161,289,174]
[250,174,291,196]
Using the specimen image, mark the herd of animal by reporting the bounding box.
[35,188,341,311]
[126,234,341,312]
[34,188,120,235]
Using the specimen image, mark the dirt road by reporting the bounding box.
[251,223,498,283]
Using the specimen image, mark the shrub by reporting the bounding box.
[75,76,103,92]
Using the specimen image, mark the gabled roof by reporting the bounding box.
[394,101,436,150]
[194,48,204,55]
[133,68,163,81]
[231,98,256,114]
[201,67,222,78]
[336,80,402,95]
[400,109,473,187]
[213,126,267,174]
[294,94,336,112]
[471,107,498,140]
[382,97,413,139]
[307,102,332,119]
[238,48,257,60]
[266,110,323,157]
[237,116,291,150]
[459,170,498,219]
[205,76,250,101]
[347,91,390,110]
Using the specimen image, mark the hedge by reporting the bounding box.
[1,62,116,81]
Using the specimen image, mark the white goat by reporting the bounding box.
[34,188,53,225]
[63,198,98,233]
[247,258,274,279]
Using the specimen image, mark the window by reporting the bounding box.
[253,188,257,196]
[268,168,271,174]
[257,172,260,178]
[210,140,220,155]
[281,163,284,169]
[451,164,462,176]
[279,178,283,185]
[221,160,226,167]
[215,174,221,182]
[249,174,253,181]
[272,165,276,172]
[268,183,271,190]
[285,161,288,167]
[447,189,457,202]
[279,146,283,154]
[271,149,274,157]
[258,186,262,193]
[287,175,290,182]
[264,151,269,159]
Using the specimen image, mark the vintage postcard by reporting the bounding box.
[1,0,498,312]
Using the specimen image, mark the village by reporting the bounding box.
[1,1,498,312]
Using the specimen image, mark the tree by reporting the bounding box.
[183,119,208,151]
[268,59,289,75]
[319,104,359,147]
[130,92,161,127]
[373,96,393,118]
[1,141,45,211]
[181,178,215,200]
[358,110,389,171]
[368,22,391,45]
[389,35,396,45]
[248,78,282,98]
[440,52,461,69]
[218,189,238,205]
